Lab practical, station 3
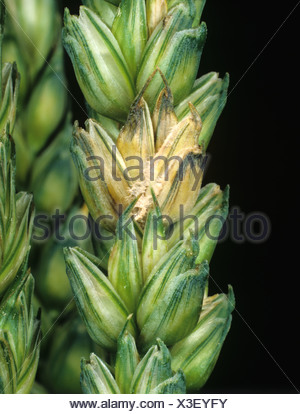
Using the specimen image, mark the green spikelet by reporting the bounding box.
[0,133,40,394]
[63,0,229,146]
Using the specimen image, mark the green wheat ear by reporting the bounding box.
[0,131,41,394]
[63,0,234,394]
[0,3,40,394]
[2,0,83,373]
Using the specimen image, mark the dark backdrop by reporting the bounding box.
[61,0,300,393]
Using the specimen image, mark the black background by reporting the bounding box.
[62,0,300,393]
